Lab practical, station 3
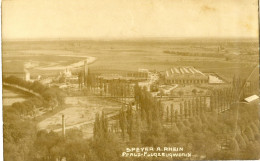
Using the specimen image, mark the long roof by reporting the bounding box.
[165,66,206,77]
[244,95,259,103]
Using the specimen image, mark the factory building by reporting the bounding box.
[165,66,208,84]
[126,71,148,79]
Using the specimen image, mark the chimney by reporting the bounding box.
[62,114,65,137]
[84,60,88,86]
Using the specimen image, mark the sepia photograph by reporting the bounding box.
[1,0,259,160]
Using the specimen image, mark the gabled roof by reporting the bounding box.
[165,66,207,78]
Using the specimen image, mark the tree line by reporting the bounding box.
[4,76,65,117]
[3,73,260,160]
[81,69,135,100]
[106,81,260,160]
[163,50,224,58]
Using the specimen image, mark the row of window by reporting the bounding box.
[166,79,208,84]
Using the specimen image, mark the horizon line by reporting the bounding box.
[2,36,259,42]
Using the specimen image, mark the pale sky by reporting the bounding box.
[2,0,259,40]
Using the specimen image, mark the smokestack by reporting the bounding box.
[62,114,65,137]
[84,60,88,86]
[24,69,30,81]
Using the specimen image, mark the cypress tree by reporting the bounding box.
[175,110,178,122]
[171,104,174,126]
[119,106,128,140]
[188,100,192,117]
[195,97,200,115]
[101,111,108,136]
[134,113,142,143]
[180,103,184,120]
[166,106,169,122]
[192,98,196,116]
[94,113,100,139]
[184,101,188,119]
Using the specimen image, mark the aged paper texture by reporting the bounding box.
[2,0,259,160]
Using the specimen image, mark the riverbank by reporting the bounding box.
[2,87,29,106]
[34,55,96,70]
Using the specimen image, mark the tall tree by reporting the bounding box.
[171,104,174,126]
[180,103,184,120]
[166,106,169,122]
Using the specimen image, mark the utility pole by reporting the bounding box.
[62,114,65,137]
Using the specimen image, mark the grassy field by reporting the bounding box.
[2,38,258,79]
[3,54,83,73]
